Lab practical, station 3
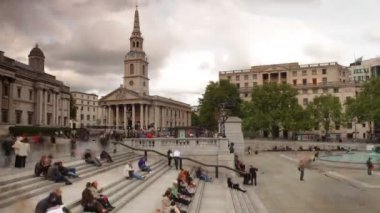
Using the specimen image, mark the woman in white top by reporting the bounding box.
[123,161,144,180]
[12,137,30,168]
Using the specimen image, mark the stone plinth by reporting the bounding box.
[224,116,245,154]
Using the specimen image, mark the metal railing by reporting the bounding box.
[113,141,245,178]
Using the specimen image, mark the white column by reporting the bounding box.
[154,105,159,129]
[116,105,119,129]
[0,80,2,124]
[145,105,149,128]
[8,82,14,124]
[107,106,111,127]
[132,104,135,129]
[56,93,59,125]
[140,104,143,129]
[39,89,43,125]
[44,90,48,125]
[67,97,70,127]
[52,93,56,125]
[123,105,127,130]
[161,107,165,128]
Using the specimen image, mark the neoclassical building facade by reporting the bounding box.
[0,45,71,134]
[99,8,191,130]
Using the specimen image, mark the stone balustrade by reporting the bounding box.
[122,137,230,156]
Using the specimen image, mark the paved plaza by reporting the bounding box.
[1,140,380,213]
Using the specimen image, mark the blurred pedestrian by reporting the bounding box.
[366,157,373,175]
[2,135,14,167]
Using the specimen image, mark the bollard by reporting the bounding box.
[113,142,117,153]
[215,166,219,178]
[144,150,147,160]
[179,158,183,170]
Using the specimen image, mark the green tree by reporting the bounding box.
[69,94,78,120]
[191,112,200,127]
[346,77,380,140]
[306,94,343,138]
[198,80,241,131]
[242,83,309,138]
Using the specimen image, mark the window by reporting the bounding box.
[252,74,257,80]
[47,93,51,103]
[302,79,307,85]
[93,115,96,121]
[347,122,352,129]
[133,42,135,47]
[47,113,52,125]
[333,88,339,93]
[2,109,8,123]
[323,88,328,93]
[88,107,90,111]
[16,110,22,124]
[244,75,248,80]
[236,76,240,81]
[312,88,318,94]
[28,112,33,125]
[293,80,297,85]
[322,77,327,84]
[80,106,83,111]
[93,108,95,112]
[244,82,249,88]
[312,78,317,85]
[87,115,90,121]
[236,83,240,88]
[227,76,231,80]
[362,123,366,128]
[130,64,134,74]
[29,90,33,100]
[244,93,248,97]
[17,87,21,98]
[143,81,146,87]
[81,100,83,104]
[136,42,139,48]
[302,70,307,76]
[335,124,340,130]
[2,84,9,97]
[142,65,145,76]
[302,89,308,94]
[312,69,317,75]
[129,80,134,86]
[322,69,327,75]
[292,71,297,77]
[81,114,84,121]
[303,98,308,105]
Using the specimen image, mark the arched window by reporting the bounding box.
[142,65,145,75]
[136,42,139,48]
[132,42,135,48]
[130,64,134,74]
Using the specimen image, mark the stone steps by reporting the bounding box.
[230,186,257,213]
[0,152,130,192]
[187,172,205,213]
[67,160,167,213]
[0,152,141,208]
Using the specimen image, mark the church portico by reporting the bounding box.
[99,7,191,131]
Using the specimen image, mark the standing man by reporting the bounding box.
[298,161,305,181]
[2,135,14,167]
[173,150,181,170]
[366,157,373,175]
[249,165,258,186]
[167,149,173,167]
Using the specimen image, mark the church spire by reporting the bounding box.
[132,5,141,36]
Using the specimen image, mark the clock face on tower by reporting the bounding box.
[129,80,134,86]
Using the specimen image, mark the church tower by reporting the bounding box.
[124,6,149,96]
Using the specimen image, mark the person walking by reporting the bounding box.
[298,161,305,181]
[173,150,181,170]
[167,149,173,167]
[2,135,14,167]
[12,136,30,168]
[366,157,373,175]
[249,165,258,186]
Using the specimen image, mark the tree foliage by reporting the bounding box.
[242,83,309,137]
[69,94,78,120]
[191,112,200,127]
[306,94,343,137]
[198,80,241,131]
[346,77,380,123]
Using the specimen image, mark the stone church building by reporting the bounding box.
[0,45,71,134]
[99,8,192,130]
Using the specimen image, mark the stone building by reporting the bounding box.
[99,7,192,130]
[219,62,370,140]
[71,91,103,128]
[0,45,71,134]
[348,57,380,82]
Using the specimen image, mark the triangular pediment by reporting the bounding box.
[100,87,140,102]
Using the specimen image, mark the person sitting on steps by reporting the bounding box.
[227,177,246,193]
[123,161,145,180]
[88,181,115,211]
[100,150,113,163]
[81,182,108,213]
[34,155,51,177]
[35,188,70,213]
[195,167,212,182]
[138,157,152,172]
[83,149,102,167]
[56,161,79,178]
[46,162,72,185]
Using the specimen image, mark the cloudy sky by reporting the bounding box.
[1,0,379,105]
